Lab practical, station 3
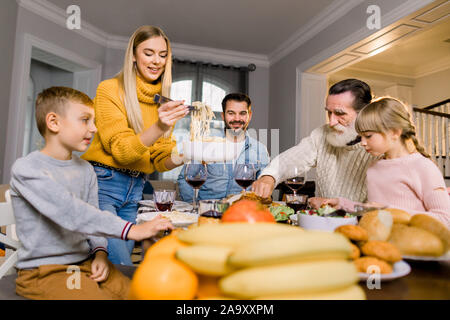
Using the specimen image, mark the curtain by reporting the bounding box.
[172,59,250,102]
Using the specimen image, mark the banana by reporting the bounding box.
[177,222,303,247]
[228,231,352,268]
[255,285,365,300]
[219,260,358,299]
[176,245,235,276]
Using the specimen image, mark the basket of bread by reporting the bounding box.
[335,208,450,280]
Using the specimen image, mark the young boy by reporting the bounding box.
[9,87,173,300]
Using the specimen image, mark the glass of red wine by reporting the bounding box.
[153,189,176,211]
[185,162,208,212]
[285,194,308,213]
[284,166,306,196]
[234,163,256,194]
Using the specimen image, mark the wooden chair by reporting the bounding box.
[0,190,21,279]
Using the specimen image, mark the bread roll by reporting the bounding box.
[385,208,411,224]
[409,214,450,251]
[388,224,445,257]
[359,210,393,241]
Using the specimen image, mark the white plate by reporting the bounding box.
[402,251,450,262]
[136,211,198,228]
[358,260,411,282]
[138,200,193,212]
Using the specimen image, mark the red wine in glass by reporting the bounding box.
[235,178,255,189]
[285,176,305,195]
[234,164,256,193]
[185,162,208,212]
[200,210,222,219]
[155,202,173,211]
[186,178,206,188]
[286,201,307,212]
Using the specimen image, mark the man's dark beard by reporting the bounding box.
[224,121,246,136]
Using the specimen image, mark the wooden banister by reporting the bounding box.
[413,107,450,119]
[423,98,450,110]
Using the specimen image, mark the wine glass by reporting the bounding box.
[284,166,306,196]
[184,162,208,212]
[153,189,176,212]
[234,163,256,194]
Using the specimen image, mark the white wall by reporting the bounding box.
[413,68,450,108]
[0,0,18,183]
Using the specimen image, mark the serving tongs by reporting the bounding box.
[320,205,387,218]
[153,94,197,112]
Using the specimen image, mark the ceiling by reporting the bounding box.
[47,0,335,55]
[330,16,450,86]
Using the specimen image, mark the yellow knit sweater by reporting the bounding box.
[81,76,176,174]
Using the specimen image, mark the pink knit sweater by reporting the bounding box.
[340,153,450,227]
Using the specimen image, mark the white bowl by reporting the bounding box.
[182,141,242,162]
[296,213,357,231]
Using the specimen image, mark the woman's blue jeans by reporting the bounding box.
[93,166,144,266]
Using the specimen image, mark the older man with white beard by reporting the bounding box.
[252,79,376,204]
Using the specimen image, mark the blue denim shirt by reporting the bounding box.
[177,134,269,202]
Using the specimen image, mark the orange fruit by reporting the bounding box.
[196,275,222,299]
[143,229,187,261]
[128,256,198,300]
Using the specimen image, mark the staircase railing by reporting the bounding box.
[413,99,450,179]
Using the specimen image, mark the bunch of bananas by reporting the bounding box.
[175,223,365,300]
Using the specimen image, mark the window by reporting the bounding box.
[158,60,250,181]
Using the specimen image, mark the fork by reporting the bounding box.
[154,94,197,111]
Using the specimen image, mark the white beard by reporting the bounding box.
[325,121,359,147]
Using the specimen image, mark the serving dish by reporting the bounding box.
[136,210,198,228]
[358,260,411,282]
[182,141,241,162]
[294,213,358,231]
[402,251,450,262]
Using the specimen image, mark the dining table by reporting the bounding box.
[135,199,450,300]
[362,260,449,299]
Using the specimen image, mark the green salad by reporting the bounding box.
[269,205,295,222]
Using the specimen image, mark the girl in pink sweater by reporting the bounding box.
[316,97,450,227]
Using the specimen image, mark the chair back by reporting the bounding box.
[0,190,21,279]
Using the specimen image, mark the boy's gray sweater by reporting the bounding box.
[10,151,133,269]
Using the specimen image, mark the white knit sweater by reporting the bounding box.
[262,125,375,202]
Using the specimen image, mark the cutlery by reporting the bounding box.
[154,94,197,111]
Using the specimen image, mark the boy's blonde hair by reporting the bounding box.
[116,25,173,134]
[355,97,430,158]
[35,86,93,137]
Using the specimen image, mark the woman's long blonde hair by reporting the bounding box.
[355,97,430,158]
[116,25,173,134]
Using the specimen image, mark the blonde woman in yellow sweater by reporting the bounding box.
[82,26,188,265]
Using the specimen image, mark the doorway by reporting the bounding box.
[24,59,75,156]
[3,33,102,183]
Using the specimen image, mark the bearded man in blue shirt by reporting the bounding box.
[177,93,269,202]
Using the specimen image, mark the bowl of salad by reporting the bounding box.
[293,205,357,231]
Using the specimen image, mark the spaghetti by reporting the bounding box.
[190,101,224,142]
